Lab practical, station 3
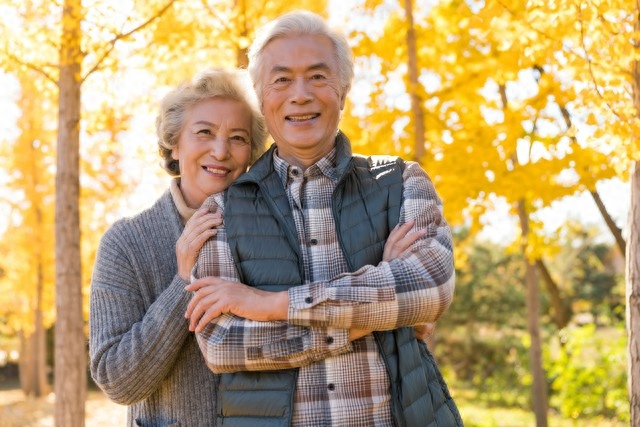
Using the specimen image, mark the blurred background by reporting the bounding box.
[0,0,635,425]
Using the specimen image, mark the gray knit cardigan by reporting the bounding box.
[89,189,218,427]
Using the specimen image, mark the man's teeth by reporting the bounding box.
[288,114,316,121]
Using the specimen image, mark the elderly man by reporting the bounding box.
[186,10,463,427]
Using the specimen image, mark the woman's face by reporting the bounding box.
[172,97,252,208]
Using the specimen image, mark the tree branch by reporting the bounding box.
[81,0,177,82]
[2,50,58,86]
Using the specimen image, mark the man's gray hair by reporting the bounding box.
[247,10,354,101]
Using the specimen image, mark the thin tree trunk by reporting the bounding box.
[235,0,248,68]
[34,256,48,396]
[628,162,640,425]
[552,67,625,255]
[55,0,85,425]
[535,259,571,329]
[628,3,640,424]
[18,331,32,395]
[590,190,625,255]
[403,0,425,163]
[32,157,49,396]
[518,201,548,427]
[18,250,48,398]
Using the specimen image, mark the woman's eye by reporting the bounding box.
[196,129,213,135]
[230,135,249,145]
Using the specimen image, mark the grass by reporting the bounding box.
[0,385,126,427]
[0,382,626,427]
[452,386,626,427]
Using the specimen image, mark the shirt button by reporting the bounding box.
[310,239,318,245]
[305,296,313,304]
[326,336,334,345]
[327,383,335,391]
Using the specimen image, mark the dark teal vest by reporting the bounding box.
[220,133,463,427]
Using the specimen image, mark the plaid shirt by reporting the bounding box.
[194,148,455,426]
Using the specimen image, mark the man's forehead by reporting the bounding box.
[261,35,337,71]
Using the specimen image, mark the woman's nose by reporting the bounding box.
[209,137,230,159]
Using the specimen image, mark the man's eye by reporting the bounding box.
[274,77,290,84]
[310,74,326,80]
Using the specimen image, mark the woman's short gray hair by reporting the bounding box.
[156,67,268,176]
[247,10,354,101]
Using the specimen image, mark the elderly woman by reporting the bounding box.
[88,67,267,427]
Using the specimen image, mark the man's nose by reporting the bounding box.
[290,78,312,103]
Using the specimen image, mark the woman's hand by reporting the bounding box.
[176,207,223,282]
[185,277,289,331]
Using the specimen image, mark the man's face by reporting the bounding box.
[259,34,346,168]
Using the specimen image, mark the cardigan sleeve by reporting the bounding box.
[88,216,193,405]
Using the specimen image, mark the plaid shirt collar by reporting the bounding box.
[273,147,339,189]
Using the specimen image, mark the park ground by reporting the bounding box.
[0,381,626,427]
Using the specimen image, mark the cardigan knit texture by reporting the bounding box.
[89,187,218,427]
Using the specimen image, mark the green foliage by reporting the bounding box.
[545,224,625,325]
[438,235,531,406]
[438,327,531,408]
[547,324,629,422]
[446,232,527,328]
[437,234,627,422]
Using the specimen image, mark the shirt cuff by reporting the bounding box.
[308,327,351,359]
[246,327,351,361]
[288,282,396,326]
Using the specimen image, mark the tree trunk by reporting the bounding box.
[34,258,49,397]
[590,190,626,255]
[628,162,640,425]
[55,0,85,425]
[535,259,571,329]
[18,331,32,394]
[235,0,248,68]
[403,0,426,163]
[628,4,640,424]
[518,201,548,427]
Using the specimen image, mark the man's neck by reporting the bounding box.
[276,146,334,171]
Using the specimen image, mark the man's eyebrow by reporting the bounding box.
[269,63,332,74]
[307,63,331,72]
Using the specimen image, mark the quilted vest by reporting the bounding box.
[220,133,464,427]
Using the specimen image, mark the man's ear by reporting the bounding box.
[254,83,265,114]
[340,88,348,110]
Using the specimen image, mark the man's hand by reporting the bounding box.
[176,207,222,282]
[349,220,430,340]
[382,219,427,261]
[413,323,436,342]
[185,277,289,332]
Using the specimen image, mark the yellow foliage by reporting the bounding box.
[0,0,637,341]
[0,73,57,335]
[340,0,635,259]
